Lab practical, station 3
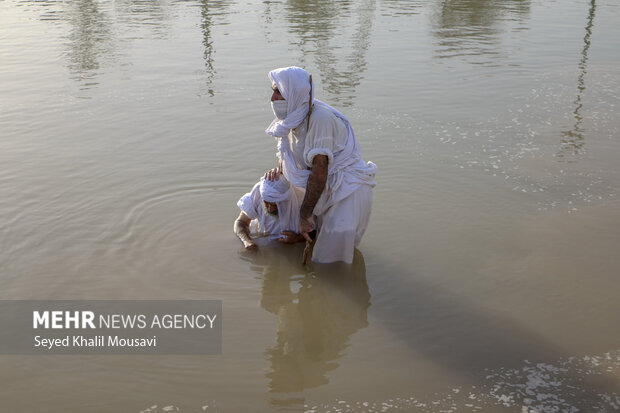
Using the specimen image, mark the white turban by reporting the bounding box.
[259,176,292,203]
[259,176,304,234]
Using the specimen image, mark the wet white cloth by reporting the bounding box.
[312,184,373,264]
[237,177,304,238]
[265,66,377,263]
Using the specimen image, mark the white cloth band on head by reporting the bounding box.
[259,176,292,203]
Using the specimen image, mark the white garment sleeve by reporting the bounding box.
[303,108,341,166]
[236,182,262,220]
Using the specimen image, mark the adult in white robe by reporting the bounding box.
[265,66,377,264]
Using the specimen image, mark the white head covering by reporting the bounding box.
[259,175,292,203]
[265,66,313,138]
[259,176,303,233]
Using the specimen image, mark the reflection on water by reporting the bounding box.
[199,0,231,97]
[558,0,597,160]
[116,0,169,25]
[19,0,233,96]
[66,0,112,88]
[379,0,424,17]
[113,0,172,39]
[3,0,620,410]
[432,0,530,64]
[265,0,376,106]
[244,245,369,403]
[18,0,113,88]
[21,0,65,21]
[19,0,173,90]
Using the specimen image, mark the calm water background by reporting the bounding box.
[1,0,620,411]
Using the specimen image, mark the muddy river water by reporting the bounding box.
[1,0,619,411]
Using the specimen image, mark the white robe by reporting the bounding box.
[280,105,377,264]
[266,66,377,263]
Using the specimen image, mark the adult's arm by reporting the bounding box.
[299,154,328,241]
[234,212,257,251]
[278,230,316,244]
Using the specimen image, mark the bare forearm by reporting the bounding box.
[234,219,253,244]
[300,155,328,219]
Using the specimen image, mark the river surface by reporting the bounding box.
[1,0,620,412]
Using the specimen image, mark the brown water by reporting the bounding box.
[1,0,619,411]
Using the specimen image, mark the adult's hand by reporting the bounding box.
[277,231,304,244]
[264,167,282,181]
[299,215,315,243]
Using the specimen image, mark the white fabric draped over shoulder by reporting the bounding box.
[265,66,377,216]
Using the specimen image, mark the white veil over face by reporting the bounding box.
[265,66,313,138]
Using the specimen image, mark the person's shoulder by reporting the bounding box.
[249,181,262,197]
[309,104,338,125]
[238,181,263,215]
